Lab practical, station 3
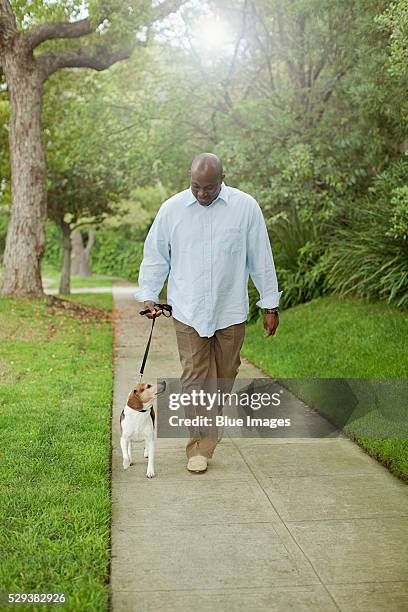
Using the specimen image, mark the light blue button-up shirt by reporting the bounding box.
[135,182,282,337]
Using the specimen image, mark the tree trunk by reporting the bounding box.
[71,228,94,276]
[0,55,47,296]
[71,229,84,275]
[82,228,95,277]
[59,222,71,295]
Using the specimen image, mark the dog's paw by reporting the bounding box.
[123,459,131,470]
[143,448,149,458]
[146,470,155,479]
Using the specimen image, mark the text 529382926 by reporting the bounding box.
[0,593,67,605]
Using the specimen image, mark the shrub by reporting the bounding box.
[91,228,144,281]
[319,157,408,308]
[270,207,328,308]
[43,219,63,268]
[320,203,408,307]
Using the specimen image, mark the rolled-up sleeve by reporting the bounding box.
[246,199,282,308]
[134,205,170,303]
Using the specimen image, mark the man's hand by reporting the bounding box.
[143,300,162,319]
[263,313,279,337]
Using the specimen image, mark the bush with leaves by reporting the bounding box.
[375,0,408,78]
[387,185,408,241]
[319,157,408,308]
[91,227,144,281]
[43,221,145,282]
[264,206,328,310]
[43,220,63,269]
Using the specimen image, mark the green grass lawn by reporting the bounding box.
[0,293,113,611]
[242,296,408,480]
[41,264,121,289]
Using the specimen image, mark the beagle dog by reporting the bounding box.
[120,381,166,477]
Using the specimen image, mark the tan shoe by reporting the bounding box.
[187,455,208,473]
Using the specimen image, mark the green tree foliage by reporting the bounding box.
[1,0,406,308]
[41,62,171,279]
[147,0,407,310]
[43,69,130,227]
[376,0,408,77]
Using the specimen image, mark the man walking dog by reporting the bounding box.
[136,153,281,472]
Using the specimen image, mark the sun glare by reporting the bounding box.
[154,6,236,58]
[193,16,234,53]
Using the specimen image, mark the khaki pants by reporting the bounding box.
[173,317,246,459]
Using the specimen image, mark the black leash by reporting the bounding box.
[138,303,172,381]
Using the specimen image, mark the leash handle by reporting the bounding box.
[139,303,172,317]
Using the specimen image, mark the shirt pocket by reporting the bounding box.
[220,227,244,255]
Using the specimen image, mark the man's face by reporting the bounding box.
[190,168,224,206]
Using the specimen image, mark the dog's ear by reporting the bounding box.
[127,389,143,410]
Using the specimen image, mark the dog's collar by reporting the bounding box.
[126,402,153,413]
[138,402,153,413]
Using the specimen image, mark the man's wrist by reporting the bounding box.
[263,307,279,315]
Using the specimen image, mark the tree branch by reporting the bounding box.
[38,44,134,79]
[152,0,185,21]
[25,18,93,51]
[0,0,18,54]
[224,0,248,85]
[72,217,106,231]
[26,0,183,52]
[315,67,350,124]
[276,8,298,85]
[33,0,186,81]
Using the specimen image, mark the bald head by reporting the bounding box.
[191,153,223,178]
[190,153,225,206]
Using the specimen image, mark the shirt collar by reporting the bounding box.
[186,182,229,207]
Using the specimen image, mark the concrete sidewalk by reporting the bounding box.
[110,283,408,612]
